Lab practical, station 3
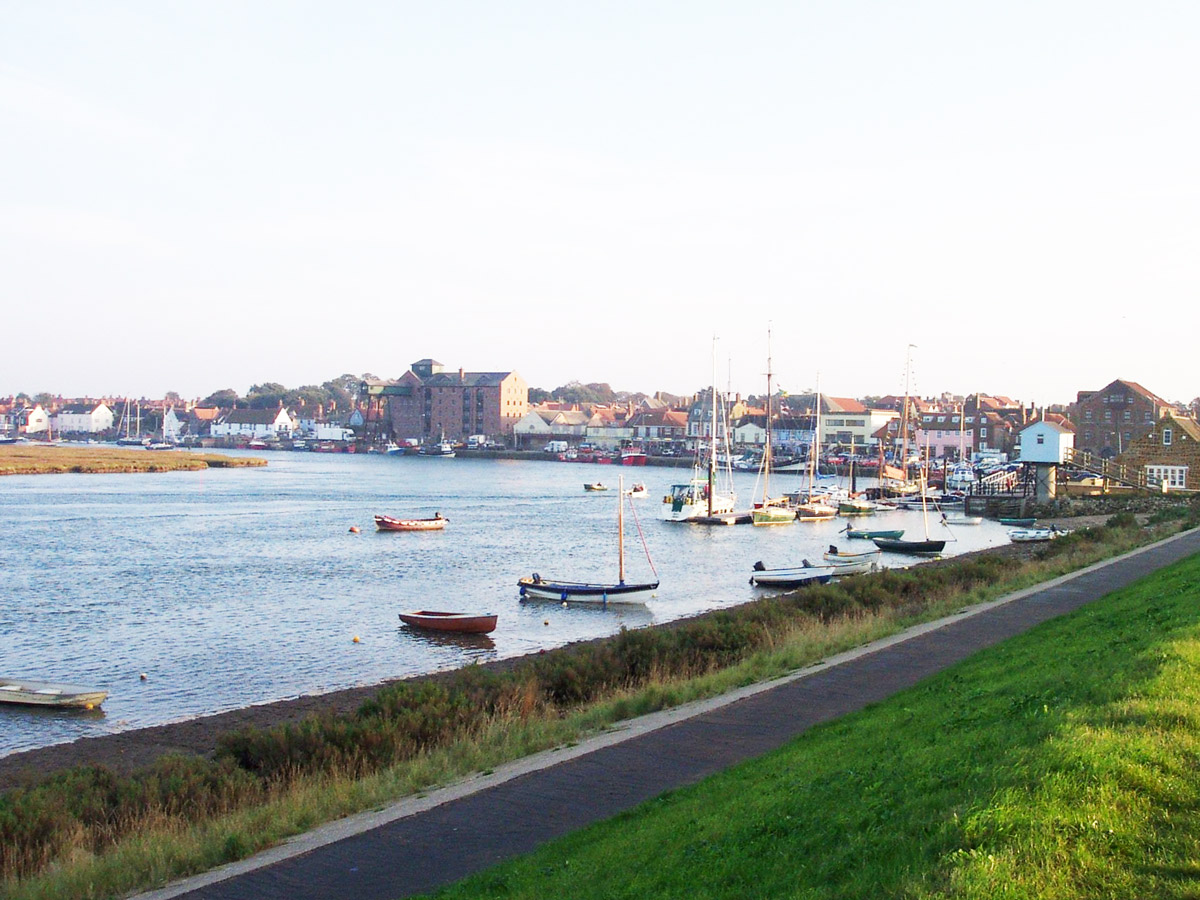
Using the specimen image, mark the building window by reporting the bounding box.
[1146,465,1187,488]
[1104,410,1112,422]
[1036,434,1045,444]
[980,426,987,437]
[1084,430,1093,441]
[1123,410,1131,422]
[1164,427,1173,446]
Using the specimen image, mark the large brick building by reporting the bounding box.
[1070,379,1177,459]
[371,359,528,445]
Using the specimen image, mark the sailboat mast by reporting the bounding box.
[764,329,773,501]
[618,475,626,584]
[708,338,718,517]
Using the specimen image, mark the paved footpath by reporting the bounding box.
[143,529,1200,900]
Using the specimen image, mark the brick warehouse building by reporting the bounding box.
[367,359,528,445]
[1070,379,1178,459]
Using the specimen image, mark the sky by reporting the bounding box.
[2,1,1198,408]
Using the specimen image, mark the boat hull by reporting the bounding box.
[0,679,107,709]
[749,565,835,588]
[845,529,904,540]
[751,504,795,526]
[871,538,946,554]
[374,514,447,532]
[518,576,659,602]
[398,611,497,634]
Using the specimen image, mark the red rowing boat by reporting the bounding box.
[397,610,498,634]
[374,513,447,532]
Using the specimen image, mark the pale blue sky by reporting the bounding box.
[3,1,1197,406]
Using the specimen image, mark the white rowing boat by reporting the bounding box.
[0,678,108,709]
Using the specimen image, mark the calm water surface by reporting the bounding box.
[0,451,1013,756]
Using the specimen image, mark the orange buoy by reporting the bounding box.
[349,525,361,534]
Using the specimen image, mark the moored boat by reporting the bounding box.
[749,560,835,588]
[374,513,448,532]
[521,475,659,603]
[998,517,1036,527]
[821,545,882,575]
[584,482,609,492]
[871,536,946,554]
[844,527,904,540]
[0,678,108,709]
[398,610,497,634]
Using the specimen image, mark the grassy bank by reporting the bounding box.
[432,548,1200,899]
[0,445,265,475]
[1,508,1197,899]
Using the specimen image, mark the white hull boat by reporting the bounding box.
[0,678,107,709]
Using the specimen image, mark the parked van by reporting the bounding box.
[543,440,569,453]
[467,434,488,448]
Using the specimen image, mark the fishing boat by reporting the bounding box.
[584,482,609,492]
[752,330,795,526]
[0,678,107,709]
[821,545,882,575]
[661,342,737,523]
[398,610,497,634]
[374,513,448,532]
[520,476,659,602]
[749,560,835,588]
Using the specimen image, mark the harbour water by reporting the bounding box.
[0,451,1015,757]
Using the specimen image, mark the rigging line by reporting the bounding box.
[625,489,659,580]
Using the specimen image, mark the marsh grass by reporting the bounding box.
[0,445,264,475]
[431,552,1200,900]
[2,511,1197,900]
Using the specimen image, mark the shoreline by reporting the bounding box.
[0,531,1077,794]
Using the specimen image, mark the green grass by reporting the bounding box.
[428,551,1200,900]
[0,445,265,475]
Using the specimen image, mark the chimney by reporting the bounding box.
[459,368,465,382]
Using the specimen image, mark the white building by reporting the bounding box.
[54,403,115,435]
[17,405,49,434]
[1017,419,1074,464]
[211,408,295,439]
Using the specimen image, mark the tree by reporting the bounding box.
[201,388,239,408]
[164,391,182,404]
[245,383,288,409]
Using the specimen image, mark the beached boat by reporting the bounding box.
[374,513,448,532]
[749,560,835,588]
[0,678,107,709]
[398,610,498,634]
[1008,526,1067,543]
[521,476,659,602]
[998,517,1036,527]
[821,545,882,575]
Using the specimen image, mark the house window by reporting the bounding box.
[980,426,988,437]
[1164,428,1173,446]
[1146,465,1187,488]
[1036,434,1045,445]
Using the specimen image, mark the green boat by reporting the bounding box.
[844,528,904,540]
[998,517,1036,527]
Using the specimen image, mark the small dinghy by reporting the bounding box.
[398,611,498,634]
[375,513,447,532]
[749,560,835,588]
[0,678,107,709]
